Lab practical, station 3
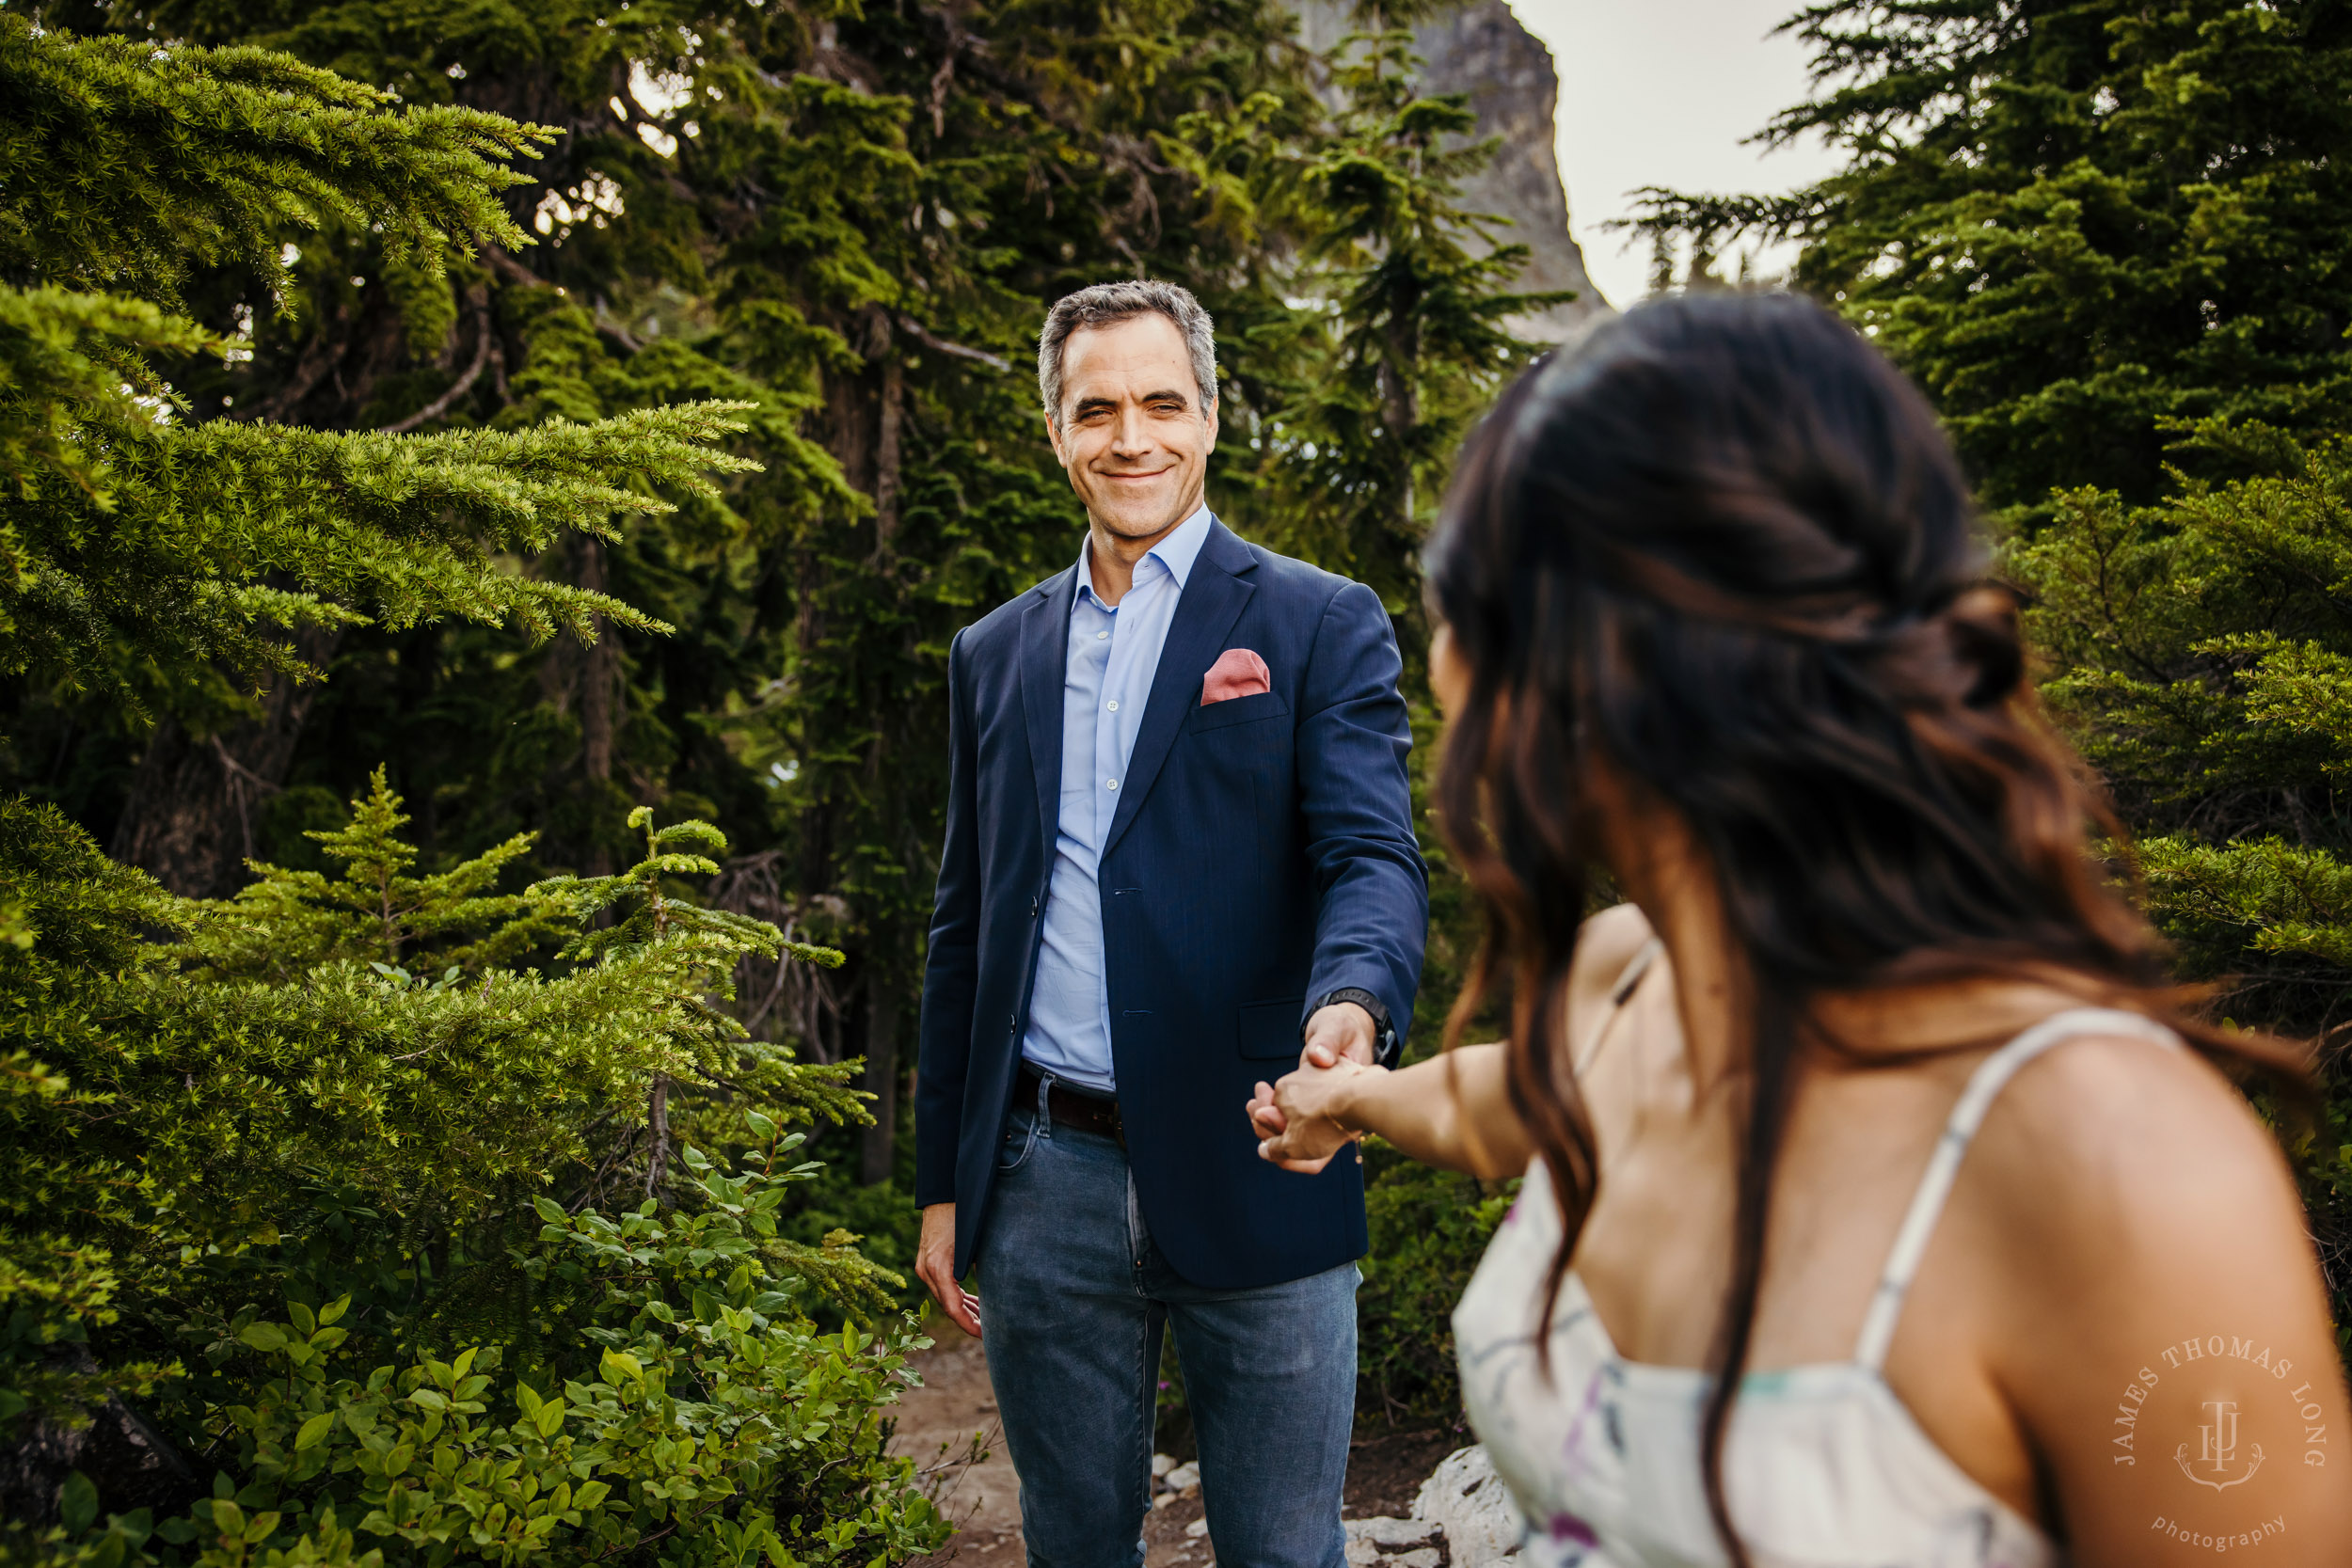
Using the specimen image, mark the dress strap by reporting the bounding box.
[1851,1006,2184,1371]
[1574,936,1664,1074]
[1612,937,1664,1006]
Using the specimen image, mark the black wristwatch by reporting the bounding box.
[1306,988,1399,1068]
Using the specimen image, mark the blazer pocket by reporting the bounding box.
[1190,689,1291,733]
[1237,997,1307,1060]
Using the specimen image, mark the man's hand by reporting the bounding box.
[1301,1000,1378,1071]
[915,1202,981,1338]
[1248,1051,1378,1174]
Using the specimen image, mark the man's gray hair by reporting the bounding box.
[1037,280,1216,425]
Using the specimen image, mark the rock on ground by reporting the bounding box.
[1413,1447,1523,1568]
[1343,1514,1443,1568]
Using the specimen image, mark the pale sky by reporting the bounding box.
[1510,0,1848,309]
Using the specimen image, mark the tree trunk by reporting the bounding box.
[1381,292,1422,528]
[873,348,904,562]
[577,535,619,877]
[110,626,341,896]
[859,969,900,1185]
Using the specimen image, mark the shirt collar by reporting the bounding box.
[1075,503,1214,607]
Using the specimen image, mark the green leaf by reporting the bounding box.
[238,1323,290,1354]
[533,1196,569,1226]
[59,1469,98,1534]
[318,1293,351,1326]
[599,1350,643,1386]
[294,1413,337,1450]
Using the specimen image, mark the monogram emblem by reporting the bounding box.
[2173,1398,2265,1492]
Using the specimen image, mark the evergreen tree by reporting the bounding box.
[0,18,752,694]
[2004,421,2352,1307]
[1243,20,1566,640]
[0,22,944,1559]
[1633,0,2352,517]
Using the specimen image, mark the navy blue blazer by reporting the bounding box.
[914,518,1428,1289]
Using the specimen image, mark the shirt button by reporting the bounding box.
[1097,630,1109,641]
[1105,701,1119,712]
[1105,779,1118,790]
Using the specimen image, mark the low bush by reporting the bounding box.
[0,782,946,1565]
[1354,1144,1513,1431]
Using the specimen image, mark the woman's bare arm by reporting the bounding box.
[1247,1041,1528,1179]
[1247,902,1661,1181]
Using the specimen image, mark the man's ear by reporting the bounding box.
[1203,399,1218,451]
[1044,413,1066,467]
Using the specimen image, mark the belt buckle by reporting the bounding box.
[1057,1082,1121,1147]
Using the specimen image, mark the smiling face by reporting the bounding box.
[1046,311,1217,545]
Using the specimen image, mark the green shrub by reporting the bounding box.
[0,782,946,1565]
[1354,1143,1514,1430]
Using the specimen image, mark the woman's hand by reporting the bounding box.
[1247,1044,1380,1173]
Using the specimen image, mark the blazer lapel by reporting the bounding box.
[1101,520,1258,862]
[1020,567,1075,856]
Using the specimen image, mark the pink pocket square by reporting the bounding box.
[1201,647,1271,705]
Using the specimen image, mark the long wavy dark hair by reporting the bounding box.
[1423,291,2308,1563]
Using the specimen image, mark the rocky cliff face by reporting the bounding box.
[1289,0,1612,341]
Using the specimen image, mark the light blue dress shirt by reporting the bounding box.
[1020,504,1216,1093]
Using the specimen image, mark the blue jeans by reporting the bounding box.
[976,1089,1358,1568]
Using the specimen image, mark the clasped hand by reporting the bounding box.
[1247,1040,1382,1174]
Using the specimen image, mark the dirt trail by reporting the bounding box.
[892,1331,1024,1568]
[891,1331,1460,1566]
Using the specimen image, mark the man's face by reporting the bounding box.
[1047,312,1217,541]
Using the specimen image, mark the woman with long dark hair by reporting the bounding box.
[1248,293,2350,1566]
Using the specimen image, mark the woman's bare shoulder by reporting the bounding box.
[1567,902,1655,1002]
[1979,1024,2296,1220]
[1965,1021,2316,1323]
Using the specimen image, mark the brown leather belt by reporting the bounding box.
[1017,1063,1124,1147]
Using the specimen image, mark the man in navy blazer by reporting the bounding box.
[914,280,1427,1566]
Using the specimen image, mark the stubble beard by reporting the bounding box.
[1088,475,1200,545]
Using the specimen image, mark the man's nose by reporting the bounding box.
[1108,405,1153,457]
